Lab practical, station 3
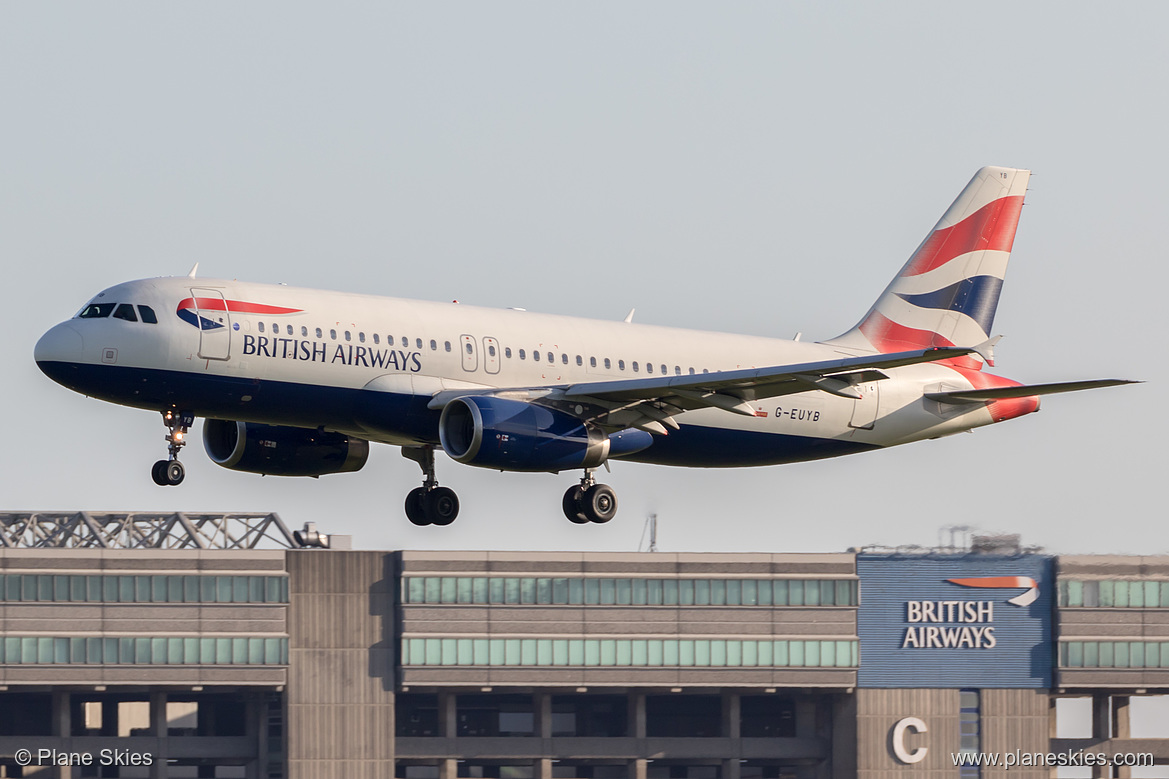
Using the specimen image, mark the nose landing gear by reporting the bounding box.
[563,470,618,524]
[402,446,460,526]
[152,410,193,487]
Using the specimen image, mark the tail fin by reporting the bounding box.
[824,166,1030,367]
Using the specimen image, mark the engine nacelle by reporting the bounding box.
[203,420,369,477]
[439,396,651,472]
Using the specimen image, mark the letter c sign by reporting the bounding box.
[891,717,928,764]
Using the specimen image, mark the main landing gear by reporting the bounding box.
[563,470,618,524]
[151,410,193,487]
[402,446,460,526]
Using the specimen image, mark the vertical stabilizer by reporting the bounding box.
[824,166,1030,367]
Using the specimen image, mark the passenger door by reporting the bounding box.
[190,288,232,360]
[460,334,478,372]
[482,337,500,375]
[848,382,879,430]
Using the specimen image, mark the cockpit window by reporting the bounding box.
[138,305,158,324]
[78,303,116,319]
[113,303,138,322]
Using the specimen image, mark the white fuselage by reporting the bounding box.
[35,275,1004,468]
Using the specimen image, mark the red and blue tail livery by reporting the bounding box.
[34,167,1135,527]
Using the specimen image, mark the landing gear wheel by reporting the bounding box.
[165,460,185,486]
[154,409,193,487]
[405,487,431,526]
[401,446,461,526]
[426,487,460,526]
[562,485,589,524]
[581,483,617,524]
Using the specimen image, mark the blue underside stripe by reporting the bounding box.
[36,361,879,468]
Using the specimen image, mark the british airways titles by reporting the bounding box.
[242,334,423,372]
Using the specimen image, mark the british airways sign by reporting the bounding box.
[857,554,1053,688]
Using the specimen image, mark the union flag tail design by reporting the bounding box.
[825,166,1030,369]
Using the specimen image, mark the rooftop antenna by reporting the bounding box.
[187,262,199,278]
[938,524,974,553]
[638,513,659,553]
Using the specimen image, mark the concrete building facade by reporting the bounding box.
[0,521,1166,778]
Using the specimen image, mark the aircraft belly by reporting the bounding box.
[625,423,879,467]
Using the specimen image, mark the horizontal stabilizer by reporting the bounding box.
[926,379,1138,405]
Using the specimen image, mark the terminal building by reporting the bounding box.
[0,511,1166,779]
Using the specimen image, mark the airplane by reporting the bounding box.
[34,166,1134,526]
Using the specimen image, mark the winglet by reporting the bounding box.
[187,262,199,279]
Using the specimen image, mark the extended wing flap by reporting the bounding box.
[926,378,1138,405]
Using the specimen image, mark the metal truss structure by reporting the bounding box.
[0,512,301,549]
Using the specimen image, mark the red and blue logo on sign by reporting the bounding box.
[176,298,303,331]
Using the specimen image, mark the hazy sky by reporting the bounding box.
[1,4,1163,558]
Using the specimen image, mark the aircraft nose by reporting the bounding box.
[34,322,85,376]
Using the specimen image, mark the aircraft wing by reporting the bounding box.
[428,346,981,434]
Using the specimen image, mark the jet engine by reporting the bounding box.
[439,396,652,472]
[203,420,369,477]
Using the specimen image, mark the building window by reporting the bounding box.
[0,636,287,665]
[401,637,857,669]
[959,690,981,778]
[1060,640,1168,668]
[0,574,288,604]
[1060,579,1169,608]
[401,575,857,607]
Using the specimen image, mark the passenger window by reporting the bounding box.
[387,335,394,346]
[430,340,437,351]
[547,352,554,363]
[604,358,611,369]
[271,323,278,333]
[661,364,667,375]
[330,329,337,340]
[533,350,540,362]
[576,355,583,366]
[464,342,472,355]
[489,345,496,357]
[647,363,654,374]
[702,368,709,374]
[688,367,695,375]
[137,306,158,324]
[618,360,625,371]
[373,334,379,344]
[78,303,115,319]
[345,331,351,342]
[315,328,323,338]
[519,349,526,360]
[675,366,682,375]
[113,303,137,322]
[359,332,366,343]
[301,326,308,337]
[505,347,512,358]
[590,357,597,368]
[561,353,567,365]
[401,336,407,347]
[416,338,423,349]
[445,341,452,352]
[258,322,265,333]
[632,361,639,373]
